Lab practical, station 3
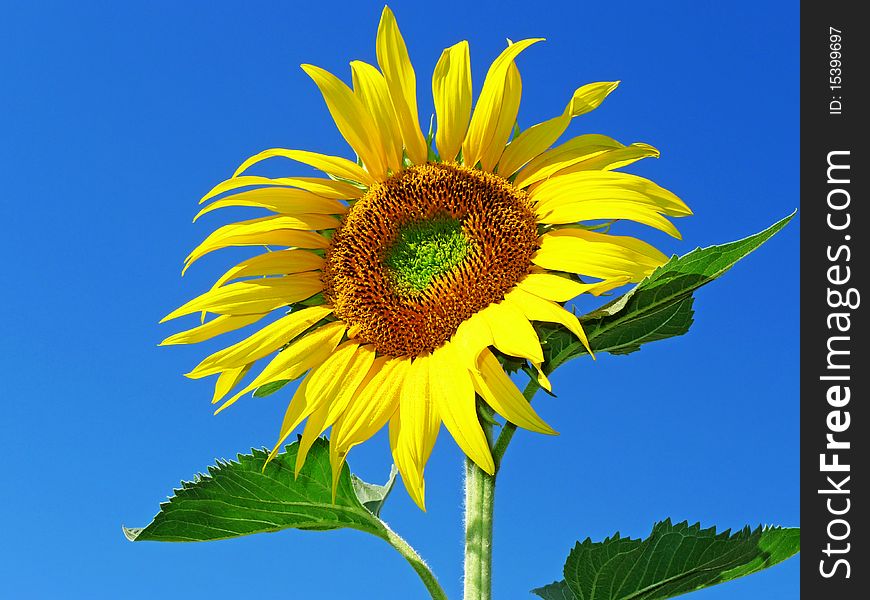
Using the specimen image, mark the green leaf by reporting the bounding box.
[122,438,390,543]
[532,519,800,600]
[541,212,794,373]
[352,465,398,518]
[252,379,290,398]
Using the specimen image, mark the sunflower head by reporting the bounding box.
[162,6,691,509]
[323,163,540,359]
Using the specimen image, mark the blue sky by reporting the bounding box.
[0,1,798,598]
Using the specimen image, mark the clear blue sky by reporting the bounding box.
[1,1,798,598]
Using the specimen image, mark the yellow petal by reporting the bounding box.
[291,344,377,472]
[513,134,625,188]
[217,320,346,414]
[428,343,494,474]
[319,344,378,433]
[565,80,621,117]
[269,373,314,448]
[160,313,265,346]
[294,402,331,475]
[388,412,405,488]
[390,413,426,510]
[399,356,439,475]
[325,352,387,490]
[183,215,333,273]
[301,64,389,181]
[478,301,544,364]
[479,61,522,172]
[198,248,321,324]
[432,41,472,163]
[546,142,661,179]
[478,300,551,390]
[329,435,348,497]
[268,341,359,462]
[187,305,333,378]
[532,170,691,219]
[303,341,362,411]
[161,274,323,322]
[498,114,570,180]
[462,38,542,170]
[194,188,348,222]
[536,199,683,238]
[535,368,552,393]
[210,249,324,289]
[212,364,252,404]
[533,228,668,282]
[497,81,620,178]
[376,6,428,165]
[517,272,630,302]
[331,356,409,453]
[199,173,366,204]
[351,60,404,173]
[327,356,408,490]
[392,355,440,509]
[451,312,493,366]
[471,348,556,434]
[505,287,592,356]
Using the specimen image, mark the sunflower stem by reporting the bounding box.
[464,408,496,600]
[463,380,541,599]
[383,523,449,600]
[464,455,495,600]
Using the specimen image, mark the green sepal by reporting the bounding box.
[325,170,369,192]
[252,379,290,398]
[297,292,325,307]
[427,113,439,162]
[352,465,398,518]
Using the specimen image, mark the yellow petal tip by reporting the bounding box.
[299,63,321,79]
[541,420,559,435]
[261,453,277,473]
[479,459,496,476]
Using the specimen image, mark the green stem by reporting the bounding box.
[464,453,495,600]
[464,380,540,599]
[492,379,540,471]
[383,524,449,600]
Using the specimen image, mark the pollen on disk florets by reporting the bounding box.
[322,163,539,357]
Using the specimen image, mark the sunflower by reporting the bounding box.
[161,6,690,509]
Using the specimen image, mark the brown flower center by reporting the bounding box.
[322,163,538,357]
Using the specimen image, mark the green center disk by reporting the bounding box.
[385,216,469,292]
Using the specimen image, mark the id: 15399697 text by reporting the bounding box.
[829,27,844,115]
